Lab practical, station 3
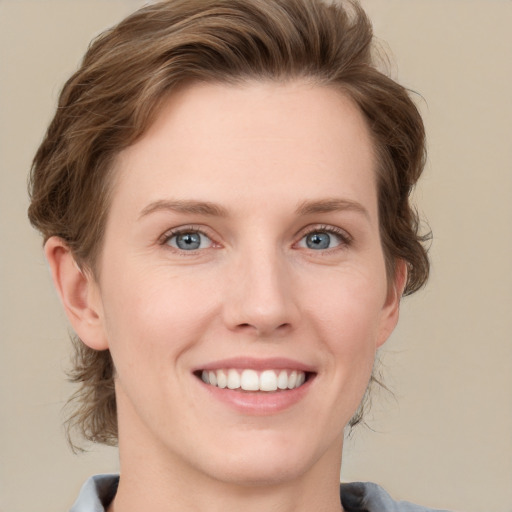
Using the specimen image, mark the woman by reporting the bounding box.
[28,0,441,510]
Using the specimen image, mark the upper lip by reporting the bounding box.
[193,357,317,373]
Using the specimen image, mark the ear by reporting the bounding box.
[376,259,408,348]
[44,236,109,351]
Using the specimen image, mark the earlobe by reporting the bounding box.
[44,236,109,351]
[376,259,408,348]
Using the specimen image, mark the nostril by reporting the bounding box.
[234,322,292,336]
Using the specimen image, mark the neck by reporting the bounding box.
[109,469,343,512]
[109,428,344,512]
[109,387,345,512]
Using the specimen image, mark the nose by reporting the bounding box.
[222,245,300,338]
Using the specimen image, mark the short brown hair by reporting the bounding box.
[28,0,429,447]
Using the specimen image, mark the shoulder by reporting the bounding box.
[69,475,451,512]
[340,482,452,512]
[69,474,119,512]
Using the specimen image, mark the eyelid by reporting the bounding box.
[157,223,352,252]
[158,224,219,248]
[295,224,353,248]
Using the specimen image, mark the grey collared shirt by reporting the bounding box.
[70,474,450,512]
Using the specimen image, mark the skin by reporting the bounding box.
[46,80,405,512]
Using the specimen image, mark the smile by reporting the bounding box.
[199,369,307,392]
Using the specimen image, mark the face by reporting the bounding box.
[87,81,402,486]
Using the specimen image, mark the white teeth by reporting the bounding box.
[240,369,259,391]
[287,370,297,389]
[277,370,288,390]
[260,370,278,391]
[199,368,307,392]
[216,369,228,388]
[227,369,240,389]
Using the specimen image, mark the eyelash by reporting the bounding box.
[297,224,353,249]
[158,224,353,252]
[159,225,216,250]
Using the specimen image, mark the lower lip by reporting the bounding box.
[196,375,315,415]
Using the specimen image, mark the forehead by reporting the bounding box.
[111,80,377,216]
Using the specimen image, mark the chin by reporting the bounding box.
[190,429,333,487]
[209,455,310,487]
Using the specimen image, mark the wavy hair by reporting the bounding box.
[28,0,429,448]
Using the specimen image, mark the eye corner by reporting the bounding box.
[159,225,219,252]
[295,224,353,252]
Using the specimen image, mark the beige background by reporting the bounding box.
[1,1,511,511]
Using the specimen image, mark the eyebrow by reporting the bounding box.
[138,199,229,219]
[295,198,370,219]
[138,197,369,220]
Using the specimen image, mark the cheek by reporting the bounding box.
[301,266,387,388]
[99,264,220,369]
[294,278,385,435]
[303,265,387,340]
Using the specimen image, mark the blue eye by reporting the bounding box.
[167,231,212,250]
[305,232,332,249]
[298,229,346,250]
